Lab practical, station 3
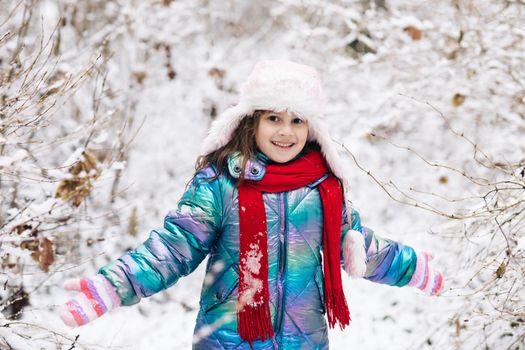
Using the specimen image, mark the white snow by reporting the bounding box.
[238,243,264,308]
[1,1,524,349]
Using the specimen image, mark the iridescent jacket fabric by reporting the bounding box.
[99,153,417,349]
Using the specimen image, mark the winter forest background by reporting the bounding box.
[0,0,524,349]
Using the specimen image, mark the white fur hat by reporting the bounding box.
[201,60,346,180]
[200,60,367,278]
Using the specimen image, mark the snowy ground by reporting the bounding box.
[1,1,524,349]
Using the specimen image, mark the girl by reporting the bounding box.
[60,60,443,349]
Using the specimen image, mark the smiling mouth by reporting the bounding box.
[271,141,295,149]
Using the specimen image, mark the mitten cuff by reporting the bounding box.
[408,252,444,296]
[408,252,429,288]
[343,229,367,278]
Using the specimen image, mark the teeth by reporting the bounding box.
[272,141,294,148]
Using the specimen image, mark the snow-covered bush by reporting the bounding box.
[1,0,523,349]
[0,1,135,347]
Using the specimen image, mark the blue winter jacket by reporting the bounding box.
[99,152,417,349]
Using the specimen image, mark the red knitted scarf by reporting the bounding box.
[237,150,351,345]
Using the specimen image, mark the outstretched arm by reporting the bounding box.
[60,166,222,326]
[341,207,443,294]
[99,166,222,305]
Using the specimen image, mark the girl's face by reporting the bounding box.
[255,110,309,163]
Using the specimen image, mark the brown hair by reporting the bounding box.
[191,110,265,187]
[189,110,321,188]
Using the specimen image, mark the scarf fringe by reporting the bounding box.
[325,290,351,330]
[238,303,274,347]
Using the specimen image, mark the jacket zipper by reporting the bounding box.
[275,192,288,336]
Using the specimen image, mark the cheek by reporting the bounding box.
[255,131,262,149]
[298,127,309,144]
[256,123,272,142]
[255,126,268,148]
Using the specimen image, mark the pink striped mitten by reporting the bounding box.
[408,252,444,296]
[59,274,121,327]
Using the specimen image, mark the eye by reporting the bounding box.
[267,115,279,122]
[292,118,305,124]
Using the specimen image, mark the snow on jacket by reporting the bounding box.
[99,152,417,349]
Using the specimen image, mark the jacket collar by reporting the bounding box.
[227,148,315,181]
[227,152,267,180]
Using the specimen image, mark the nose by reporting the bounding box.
[278,122,293,136]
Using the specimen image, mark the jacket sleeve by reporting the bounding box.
[341,206,417,287]
[99,166,222,305]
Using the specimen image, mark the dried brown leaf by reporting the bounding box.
[209,68,226,80]
[4,287,30,320]
[495,261,506,278]
[439,175,448,184]
[452,93,466,107]
[20,238,54,272]
[133,71,147,85]
[38,238,54,272]
[55,150,101,207]
[128,207,138,236]
[403,26,422,41]
[20,239,39,252]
